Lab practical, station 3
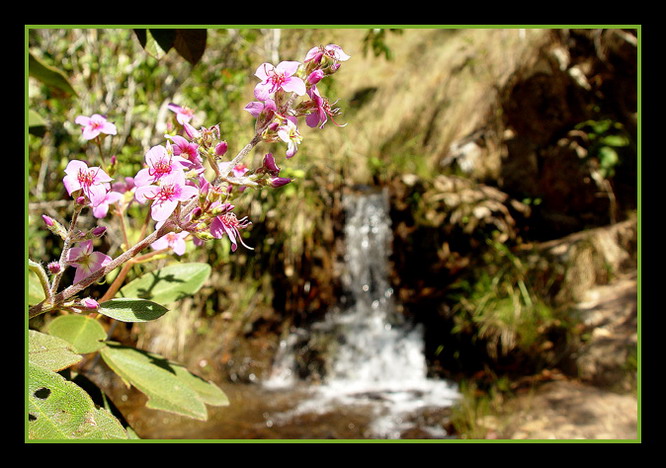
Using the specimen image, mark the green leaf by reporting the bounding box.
[99,343,228,420]
[28,52,77,96]
[28,363,128,440]
[29,109,47,137]
[46,315,107,354]
[173,29,207,65]
[169,363,230,407]
[98,298,169,323]
[99,343,209,420]
[28,270,46,306]
[119,262,211,305]
[28,330,82,372]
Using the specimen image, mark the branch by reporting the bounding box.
[28,220,174,319]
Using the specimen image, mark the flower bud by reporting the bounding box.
[262,153,281,176]
[80,298,99,309]
[307,69,325,85]
[92,226,107,237]
[76,196,87,205]
[47,261,61,275]
[269,177,292,188]
[42,214,67,239]
[215,141,228,157]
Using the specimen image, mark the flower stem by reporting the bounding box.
[28,220,175,319]
[49,204,82,296]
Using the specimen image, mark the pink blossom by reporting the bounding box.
[210,204,253,252]
[66,240,112,284]
[304,44,351,64]
[134,170,199,222]
[92,190,124,218]
[168,135,203,171]
[168,103,195,125]
[62,160,113,207]
[134,145,188,187]
[75,114,117,140]
[277,118,302,158]
[305,86,345,129]
[254,61,306,101]
[150,231,189,256]
[244,99,277,119]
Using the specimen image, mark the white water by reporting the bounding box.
[265,188,459,438]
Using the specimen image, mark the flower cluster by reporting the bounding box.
[48,44,350,286]
[245,43,350,158]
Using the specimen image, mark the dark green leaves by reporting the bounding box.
[133,29,207,66]
[28,363,128,440]
[98,298,168,323]
[28,52,77,96]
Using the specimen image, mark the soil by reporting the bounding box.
[489,379,637,440]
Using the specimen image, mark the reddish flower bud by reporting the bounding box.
[269,177,292,188]
[47,261,61,274]
[215,141,228,157]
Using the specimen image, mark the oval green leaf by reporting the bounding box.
[28,52,78,96]
[29,330,82,372]
[28,363,128,440]
[46,314,107,354]
[28,270,46,306]
[99,343,208,420]
[98,298,168,323]
[119,262,211,305]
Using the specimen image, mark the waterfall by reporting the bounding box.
[325,188,428,391]
[265,187,459,438]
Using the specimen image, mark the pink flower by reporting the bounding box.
[305,86,345,129]
[134,170,199,222]
[304,44,351,64]
[75,114,117,140]
[254,61,306,101]
[244,98,277,119]
[167,135,203,171]
[150,231,189,256]
[66,240,112,284]
[92,190,124,218]
[210,203,253,252]
[168,103,195,125]
[134,145,188,187]
[62,160,113,207]
[277,118,302,158]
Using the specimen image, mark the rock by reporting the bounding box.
[498,379,637,440]
[572,272,637,389]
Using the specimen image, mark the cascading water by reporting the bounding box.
[265,188,459,438]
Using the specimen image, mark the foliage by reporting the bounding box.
[447,240,559,361]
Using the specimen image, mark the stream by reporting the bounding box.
[110,188,461,440]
